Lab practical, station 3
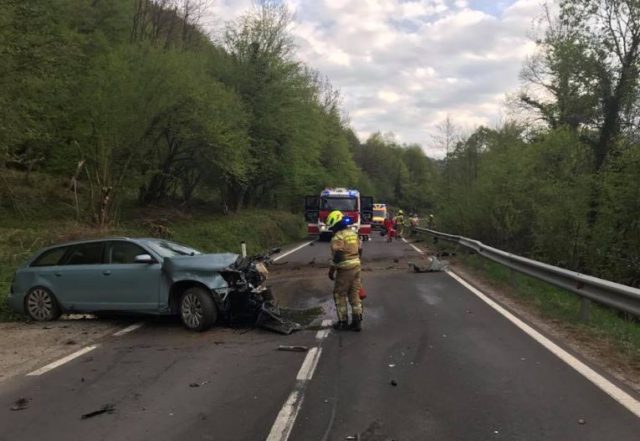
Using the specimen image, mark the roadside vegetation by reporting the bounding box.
[0,169,305,321]
[434,1,640,290]
[0,0,435,321]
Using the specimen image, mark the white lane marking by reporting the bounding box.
[268,323,332,441]
[266,385,305,441]
[112,322,144,337]
[273,241,314,262]
[27,345,98,376]
[447,270,640,419]
[402,237,425,254]
[267,347,323,441]
[296,347,322,381]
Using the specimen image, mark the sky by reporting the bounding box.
[206,0,544,157]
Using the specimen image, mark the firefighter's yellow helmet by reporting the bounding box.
[326,210,344,228]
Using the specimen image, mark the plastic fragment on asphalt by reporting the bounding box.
[81,404,115,420]
[278,345,309,352]
[10,398,30,411]
[578,418,586,425]
[189,383,200,388]
[388,364,396,368]
[390,380,398,387]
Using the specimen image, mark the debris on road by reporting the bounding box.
[409,257,448,273]
[390,380,398,387]
[256,304,302,335]
[65,339,77,345]
[81,404,115,419]
[578,418,586,425]
[10,397,30,411]
[189,383,200,388]
[277,345,309,352]
[388,364,396,368]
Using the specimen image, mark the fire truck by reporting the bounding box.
[305,188,374,241]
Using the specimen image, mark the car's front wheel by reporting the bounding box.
[179,287,217,332]
[25,287,62,321]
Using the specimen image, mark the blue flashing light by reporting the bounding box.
[343,216,353,225]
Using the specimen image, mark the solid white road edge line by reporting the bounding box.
[26,345,98,376]
[402,237,425,255]
[113,322,144,337]
[273,241,314,262]
[447,269,640,419]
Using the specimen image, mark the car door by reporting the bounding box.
[360,196,374,224]
[53,241,109,311]
[304,195,320,224]
[101,240,162,312]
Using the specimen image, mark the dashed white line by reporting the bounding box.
[296,347,322,381]
[273,241,314,262]
[447,270,640,419]
[267,319,332,441]
[266,387,305,441]
[27,345,98,376]
[113,322,144,337]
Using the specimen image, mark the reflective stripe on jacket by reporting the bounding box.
[330,229,361,269]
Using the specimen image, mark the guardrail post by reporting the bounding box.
[241,241,247,258]
[579,297,591,322]
[509,268,517,288]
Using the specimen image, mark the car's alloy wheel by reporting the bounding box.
[26,287,61,321]
[179,287,217,332]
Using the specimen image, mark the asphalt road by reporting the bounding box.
[1,235,639,440]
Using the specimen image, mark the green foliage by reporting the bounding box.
[353,133,437,212]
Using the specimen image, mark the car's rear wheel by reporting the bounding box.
[180,287,217,332]
[25,287,62,321]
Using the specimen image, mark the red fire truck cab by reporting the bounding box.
[305,188,374,241]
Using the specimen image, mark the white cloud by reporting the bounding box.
[206,0,543,157]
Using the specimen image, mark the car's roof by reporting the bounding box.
[34,236,197,256]
[43,237,134,248]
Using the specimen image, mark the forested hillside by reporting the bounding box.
[2,0,639,289]
[0,0,436,227]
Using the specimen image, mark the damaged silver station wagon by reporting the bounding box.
[7,237,296,332]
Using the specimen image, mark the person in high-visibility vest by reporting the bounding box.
[326,210,363,331]
[394,209,405,238]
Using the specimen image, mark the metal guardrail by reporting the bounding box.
[414,227,640,318]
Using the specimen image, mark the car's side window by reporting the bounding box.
[109,241,149,264]
[31,246,69,267]
[63,242,105,265]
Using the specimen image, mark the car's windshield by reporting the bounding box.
[321,197,357,211]
[144,240,201,258]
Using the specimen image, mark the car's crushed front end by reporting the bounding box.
[163,250,300,334]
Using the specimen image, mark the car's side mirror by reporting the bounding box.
[134,254,155,264]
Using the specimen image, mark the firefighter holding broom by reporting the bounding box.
[326,210,364,331]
